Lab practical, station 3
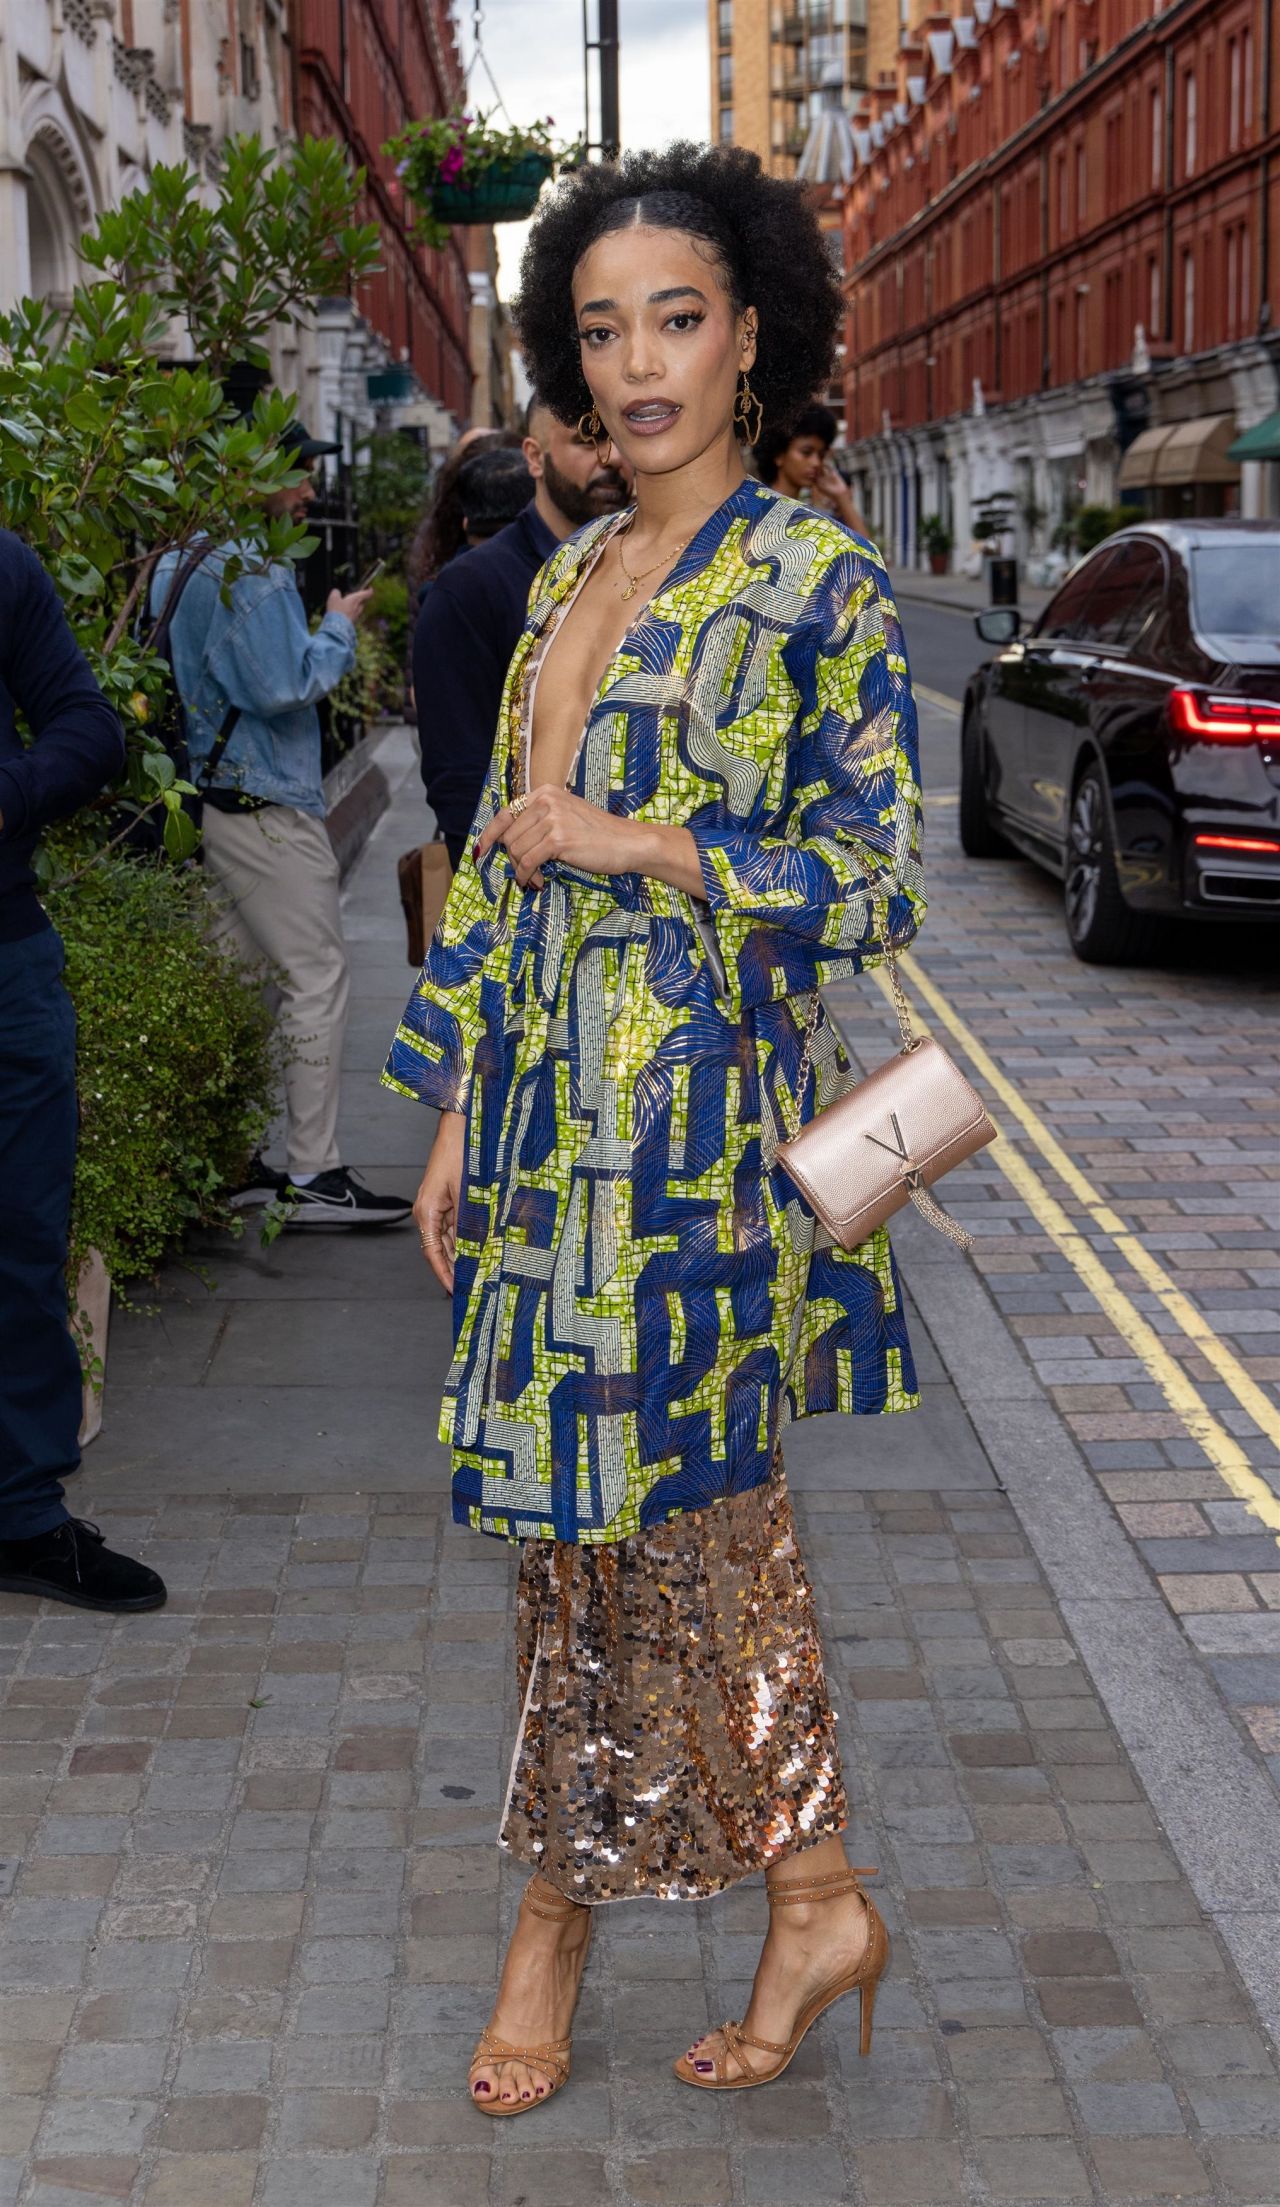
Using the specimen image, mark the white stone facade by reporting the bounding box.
[848,336,1280,583]
[0,0,301,382]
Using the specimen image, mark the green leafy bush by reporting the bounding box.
[1073,503,1132,554]
[0,136,380,867]
[369,570,411,675]
[47,859,279,1289]
[330,620,403,724]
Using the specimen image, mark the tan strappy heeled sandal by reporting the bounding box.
[468,1879,592,2117]
[673,1865,889,2092]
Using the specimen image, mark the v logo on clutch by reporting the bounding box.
[864,1111,912,1166]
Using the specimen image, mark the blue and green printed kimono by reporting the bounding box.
[384,479,927,1547]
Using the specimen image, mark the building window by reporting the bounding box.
[1105,110,1123,202]
[1228,36,1241,149]
[1057,152,1068,239]
[1148,254,1160,335]
[1184,69,1196,175]
[1075,288,1087,378]
[719,105,735,142]
[1243,28,1253,139]
[1183,247,1195,350]
[1150,87,1162,186]
[718,0,733,46]
[1076,140,1087,223]
[718,54,734,98]
[1227,227,1238,336]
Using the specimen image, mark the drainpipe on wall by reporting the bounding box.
[1259,0,1273,369]
[1162,41,1175,348]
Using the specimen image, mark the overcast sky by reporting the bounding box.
[459,0,711,295]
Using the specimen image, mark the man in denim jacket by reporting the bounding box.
[154,422,412,1227]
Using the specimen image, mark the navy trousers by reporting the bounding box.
[0,927,78,1537]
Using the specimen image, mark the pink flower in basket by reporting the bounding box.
[439,143,466,184]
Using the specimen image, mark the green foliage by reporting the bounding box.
[351,432,431,556]
[47,859,279,1290]
[920,513,953,557]
[369,571,411,678]
[0,136,380,873]
[82,137,382,377]
[331,619,403,725]
[1073,503,1132,554]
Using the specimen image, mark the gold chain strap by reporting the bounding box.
[783,915,916,1143]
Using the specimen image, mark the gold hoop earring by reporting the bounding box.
[733,371,763,448]
[577,403,611,464]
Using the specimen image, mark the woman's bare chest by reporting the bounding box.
[527,550,640,790]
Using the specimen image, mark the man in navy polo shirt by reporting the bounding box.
[0,532,167,1613]
[413,398,630,868]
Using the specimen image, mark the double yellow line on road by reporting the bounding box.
[873,954,1280,1541]
[904,676,1280,1530]
[879,652,1280,1536]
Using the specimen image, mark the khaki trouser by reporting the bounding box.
[201,805,350,1179]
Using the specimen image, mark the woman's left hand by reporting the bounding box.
[475,786,641,890]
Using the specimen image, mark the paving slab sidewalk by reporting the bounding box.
[2,740,1279,2207]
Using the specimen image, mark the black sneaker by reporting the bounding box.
[0,1519,167,1613]
[227,1154,286,1209]
[281,1165,414,1229]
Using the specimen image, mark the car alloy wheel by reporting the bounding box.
[1065,775,1103,943]
[1063,763,1161,965]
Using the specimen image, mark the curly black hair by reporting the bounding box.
[513,142,842,432]
[754,403,839,484]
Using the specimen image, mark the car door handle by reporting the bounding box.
[1078,664,1099,681]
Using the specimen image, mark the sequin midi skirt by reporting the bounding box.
[500,1455,848,1902]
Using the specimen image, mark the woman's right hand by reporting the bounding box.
[414,1110,465,1293]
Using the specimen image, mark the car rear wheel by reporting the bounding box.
[1064,765,1161,965]
[959,714,1011,857]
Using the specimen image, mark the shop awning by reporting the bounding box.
[1151,414,1241,486]
[1227,409,1280,462]
[1116,424,1175,488]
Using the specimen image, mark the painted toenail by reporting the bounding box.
[695,2059,713,2073]
[474,2082,489,2094]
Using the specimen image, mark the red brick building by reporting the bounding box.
[289,0,474,447]
[839,0,1280,574]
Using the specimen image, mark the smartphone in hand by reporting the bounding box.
[354,558,385,592]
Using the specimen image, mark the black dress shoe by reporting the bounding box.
[0,1519,167,1613]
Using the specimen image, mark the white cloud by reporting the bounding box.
[459,0,711,295]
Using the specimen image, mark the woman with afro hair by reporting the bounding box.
[383,141,925,2114]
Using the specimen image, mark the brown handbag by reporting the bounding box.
[397,835,454,967]
[774,948,996,1252]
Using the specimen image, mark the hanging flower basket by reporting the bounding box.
[431,150,553,227]
[386,110,577,251]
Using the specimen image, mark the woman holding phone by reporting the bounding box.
[385,143,924,2110]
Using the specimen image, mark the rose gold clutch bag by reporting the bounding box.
[774,953,996,1252]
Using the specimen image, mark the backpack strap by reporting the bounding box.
[149,542,242,791]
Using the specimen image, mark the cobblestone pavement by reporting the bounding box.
[4,1469,1279,2207]
[3,720,1278,2205]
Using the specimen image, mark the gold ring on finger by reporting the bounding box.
[509,793,529,818]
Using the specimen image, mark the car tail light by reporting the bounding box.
[1194,833,1280,853]
[1169,687,1280,740]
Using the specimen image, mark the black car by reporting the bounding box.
[959,520,1280,962]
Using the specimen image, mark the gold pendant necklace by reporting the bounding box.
[616,516,690,602]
